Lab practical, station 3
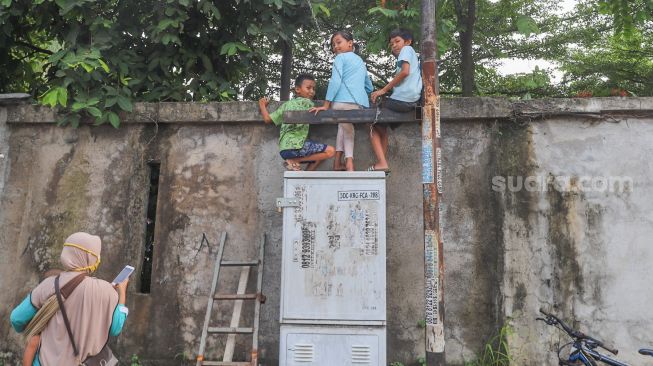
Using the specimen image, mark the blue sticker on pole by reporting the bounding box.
[422,142,434,184]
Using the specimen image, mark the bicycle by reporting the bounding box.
[537,309,653,365]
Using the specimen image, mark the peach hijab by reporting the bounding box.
[30,232,119,365]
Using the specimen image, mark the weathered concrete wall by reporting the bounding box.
[501,118,653,365]
[1,98,652,365]
[0,106,8,199]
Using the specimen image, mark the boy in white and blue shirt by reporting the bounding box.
[368,28,423,173]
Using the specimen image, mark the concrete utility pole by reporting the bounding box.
[421,0,445,364]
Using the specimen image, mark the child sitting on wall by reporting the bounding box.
[309,30,374,172]
[369,28,423,173]
[259,74,335,171]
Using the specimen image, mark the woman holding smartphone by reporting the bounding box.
[10,232,129,366]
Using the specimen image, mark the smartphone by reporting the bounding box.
[111,265,135,286]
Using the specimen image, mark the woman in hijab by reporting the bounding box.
[10,232,129,366]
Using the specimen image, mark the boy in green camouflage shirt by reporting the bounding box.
[259,74,335,171]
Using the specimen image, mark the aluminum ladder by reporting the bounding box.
[196,232,266,366]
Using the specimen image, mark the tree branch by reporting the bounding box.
[15,40,53,55]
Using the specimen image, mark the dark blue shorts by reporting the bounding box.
[380,98,417,130]
[384,97,417,113]
[280,140,327,159]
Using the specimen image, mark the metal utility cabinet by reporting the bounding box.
[278,171,387,365]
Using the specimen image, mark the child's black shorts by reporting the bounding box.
[384,97,417,113]
[377,98,417,130]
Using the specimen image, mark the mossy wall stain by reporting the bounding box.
[29,157,91,272]
[491,121,538,222]
[546,181,584,315]
[96,126,150,268]
[45,148,75,205]
[582,203,606,305]
[513,282,527,312]
[487,120,538,360]
[449,121,512,355]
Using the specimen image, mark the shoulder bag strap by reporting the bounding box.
[60,273,87,298]
[54,275,81,357]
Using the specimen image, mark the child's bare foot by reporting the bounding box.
[284,160,302,171]
[345,157,354,171]
[333,151,346,171]
[333,160,346,171]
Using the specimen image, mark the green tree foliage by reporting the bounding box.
[597,0,653,37]
[460,0,563,97]
[349,0,651,98]
[551,0,653,97]
[0,0,314,126]
[1,0,651,129]
[354,0,556,97]
[294,0,559,98]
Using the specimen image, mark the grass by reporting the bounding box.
[131,354,143,366]
[465,324,513,366]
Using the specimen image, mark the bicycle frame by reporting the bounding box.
[538,310,629,366]
[581,347,629,366]
[563,341,629,366]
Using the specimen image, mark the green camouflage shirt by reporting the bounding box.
[269,97,314,151]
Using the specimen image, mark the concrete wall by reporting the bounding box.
[502,118,653,365]
[1,98,652,365]
[0,105,8,198]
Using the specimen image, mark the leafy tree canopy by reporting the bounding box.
[0,0,318,126]
[550,0,653,97]
[0,0,651,127]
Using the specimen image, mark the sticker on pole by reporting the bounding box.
[424,230,439,325]
[436,147,443,194]
[422,143,434,184]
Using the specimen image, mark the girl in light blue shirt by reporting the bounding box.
[310,30,373,171]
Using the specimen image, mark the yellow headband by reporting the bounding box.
[63,242,101,273]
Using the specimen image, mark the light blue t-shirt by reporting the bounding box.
[390,45,422,103]
[325,52,373,108]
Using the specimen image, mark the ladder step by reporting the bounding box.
[220,260,258,267]
[214,293,258,300]
[196,234,266,366]
[208,327,254,334]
